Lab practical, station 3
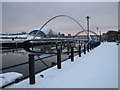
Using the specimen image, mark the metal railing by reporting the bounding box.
[1,37,101,88]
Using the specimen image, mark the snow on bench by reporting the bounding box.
[0,72,23,87]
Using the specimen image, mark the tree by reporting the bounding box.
[106,30,118,42]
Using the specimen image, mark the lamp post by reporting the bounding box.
[97,27,98,34]
[86,16,90,41]
[99,31,101,42]
[97,27,99,40]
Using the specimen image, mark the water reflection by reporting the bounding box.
[1,45,70,77]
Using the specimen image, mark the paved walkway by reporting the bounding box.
[8,42,118,88]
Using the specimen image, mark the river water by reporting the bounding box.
[1,45,78,77]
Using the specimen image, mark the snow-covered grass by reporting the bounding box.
[0,72,23,88]
[7,42,118,88]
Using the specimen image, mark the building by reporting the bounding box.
[29,30,46,38]
[30,26,58,38]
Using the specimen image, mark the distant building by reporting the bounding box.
[30,26,58,38]
[29,30,46,38]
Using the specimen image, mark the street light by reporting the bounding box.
[99,31,102,42]
[97,27,98,34]
[86,16,90,41]
[97,27,99,40]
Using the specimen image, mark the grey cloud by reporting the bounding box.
[2,2,118,34]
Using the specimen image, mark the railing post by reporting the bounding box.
[57,46,61,69]
[71,46,74,62]
[84,44,86,54]
[28,54,35,84]
[60,41,62,51]
[63,41,65,48]
[79,45,81,57]
[67,42,70,55]
[67,46,70,55]
[89,42,92,50]
[92,43,94,49]
[87,43,89,52]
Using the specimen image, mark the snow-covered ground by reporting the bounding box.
[7,42,118,88]
[0,34,28,42]
[0,34,42,42]
[0,72,23,88]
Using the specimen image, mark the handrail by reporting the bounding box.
[1,54,56,71]
[1,39,101,88]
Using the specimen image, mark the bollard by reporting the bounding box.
[57,47,61,69]
[92,43,94,49]
[64,41,65,47]
[87,43,89,52]
[93,43,94,49]
[15,42,17,49]
[92,43,95,49]
[61,44,62,51]
[56,42,58,50]
[67,42,70,55]
[60,42,62,51]
[79,45,81,57]
[67,46,70,55]
[71,46,74,62]
[91,43,92,49]
[28,54,35,84]
[84,44,86,54]
[89,42,92,50]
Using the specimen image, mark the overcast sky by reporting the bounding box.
[2,2,118,35]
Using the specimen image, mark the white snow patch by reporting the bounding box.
[8,42,118,88]
[0,34,29,42]
[0,72,23,87]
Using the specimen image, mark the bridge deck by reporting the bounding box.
[8,42,118,88]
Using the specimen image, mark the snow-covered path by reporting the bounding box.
[8,42,118,88]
